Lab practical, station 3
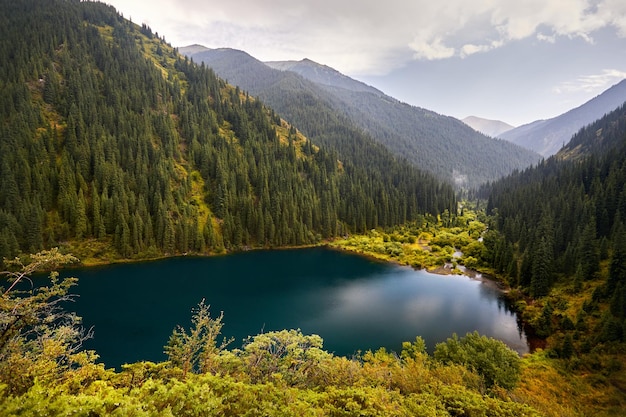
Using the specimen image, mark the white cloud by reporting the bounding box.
[460,39,504,57]
[410,37,456,60]
[553,69,626,94]
[597,0,626,36]
[106,0,626,75]
[536,32,557,43]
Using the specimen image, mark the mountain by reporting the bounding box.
[484,95,626,331]
[185,49,540,189]
[480,84,626,410]
[0,0,455,262]
[178,43,210,55]
[557,102,626,160]
[266,57,542,188]
[462,116,515,137]
[265,59,382,95]
[500,79,626,157]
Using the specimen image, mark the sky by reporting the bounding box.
[106,0,626,126]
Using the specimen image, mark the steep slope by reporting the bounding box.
[480,78,626,416]
[500,79,626,156]
[265,59,382,95]
[187,49,540,189]
[462,116,515,137]
[0,0,455,262]
[557,102,626,160]
[179,48,457,212]
[486,105,626,292]
[484,99,626,334]
[266,58,540,188]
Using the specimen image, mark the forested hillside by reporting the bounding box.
[478,102,626,367]
[187,48,540,188]
[558,102,626,160]
[0,0,455,263]
[4,1,626,415]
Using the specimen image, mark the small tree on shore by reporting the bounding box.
[164,300,232,377]
[0,248,96,394]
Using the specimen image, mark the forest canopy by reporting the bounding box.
[2,0,626,415]
[0,0,455,265]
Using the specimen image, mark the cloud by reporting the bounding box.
[460,39,505,57]
[410,37,455,60]
[553,69,626,94]
[597,0,626,36]
[106,0,626,75]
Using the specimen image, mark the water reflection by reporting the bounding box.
[298,266,528,355]
[69,248,528,368]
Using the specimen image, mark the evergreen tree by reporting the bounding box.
[530,212,554,297]
[608,221,626,294]
[0,0,455,260]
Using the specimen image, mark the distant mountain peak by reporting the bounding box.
[500,79,626,156]
[462,116,515,137]
[187,47,540,188]
[265,58,383,95]
[178,44,211,55]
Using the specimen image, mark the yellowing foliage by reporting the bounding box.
[331,208,487,274]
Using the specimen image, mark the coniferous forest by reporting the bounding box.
[481,103,626,340]
[0,0,455,263]
[2,0,626,416]
[184,47,540,189]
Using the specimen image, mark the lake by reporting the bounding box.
[65,247,528,368]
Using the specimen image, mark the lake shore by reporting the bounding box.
[427,263,510,292]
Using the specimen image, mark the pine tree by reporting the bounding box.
[578,216,599,280]
[561,333,574,359]
[75,189,87,239]
[530,212,554,297]
[608,221,626,293]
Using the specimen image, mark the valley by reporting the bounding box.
[1,1,626,416]
[182,47,541,189]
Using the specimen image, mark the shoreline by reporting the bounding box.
[62,241,513,298]
[427,263,510,292]
[46,242,542,353]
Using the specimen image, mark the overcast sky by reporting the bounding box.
[106,0,626,126]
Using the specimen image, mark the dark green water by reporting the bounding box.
[65,247,528,368]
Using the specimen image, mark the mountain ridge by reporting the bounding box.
[462,116,515,137]
[265,58,384,95]
[185,47,541,189]
[499,79,626,156]
[557,102,626,160]
[0,1,455,262]
[178,44,210,55]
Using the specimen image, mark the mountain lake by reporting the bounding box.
[61,247,529,368]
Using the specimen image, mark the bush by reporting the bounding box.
[433,331,521,390]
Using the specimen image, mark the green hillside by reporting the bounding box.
[476,101,626,414]
[3,1,626,416]
[557,102,626,160]
[188,49,540,189]
[0,0,454,264]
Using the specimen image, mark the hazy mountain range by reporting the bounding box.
[181,45,540,189]
[0,3,460,261]
[461,116,515,137]
[499,79,626,157]
[265,59,382,95]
